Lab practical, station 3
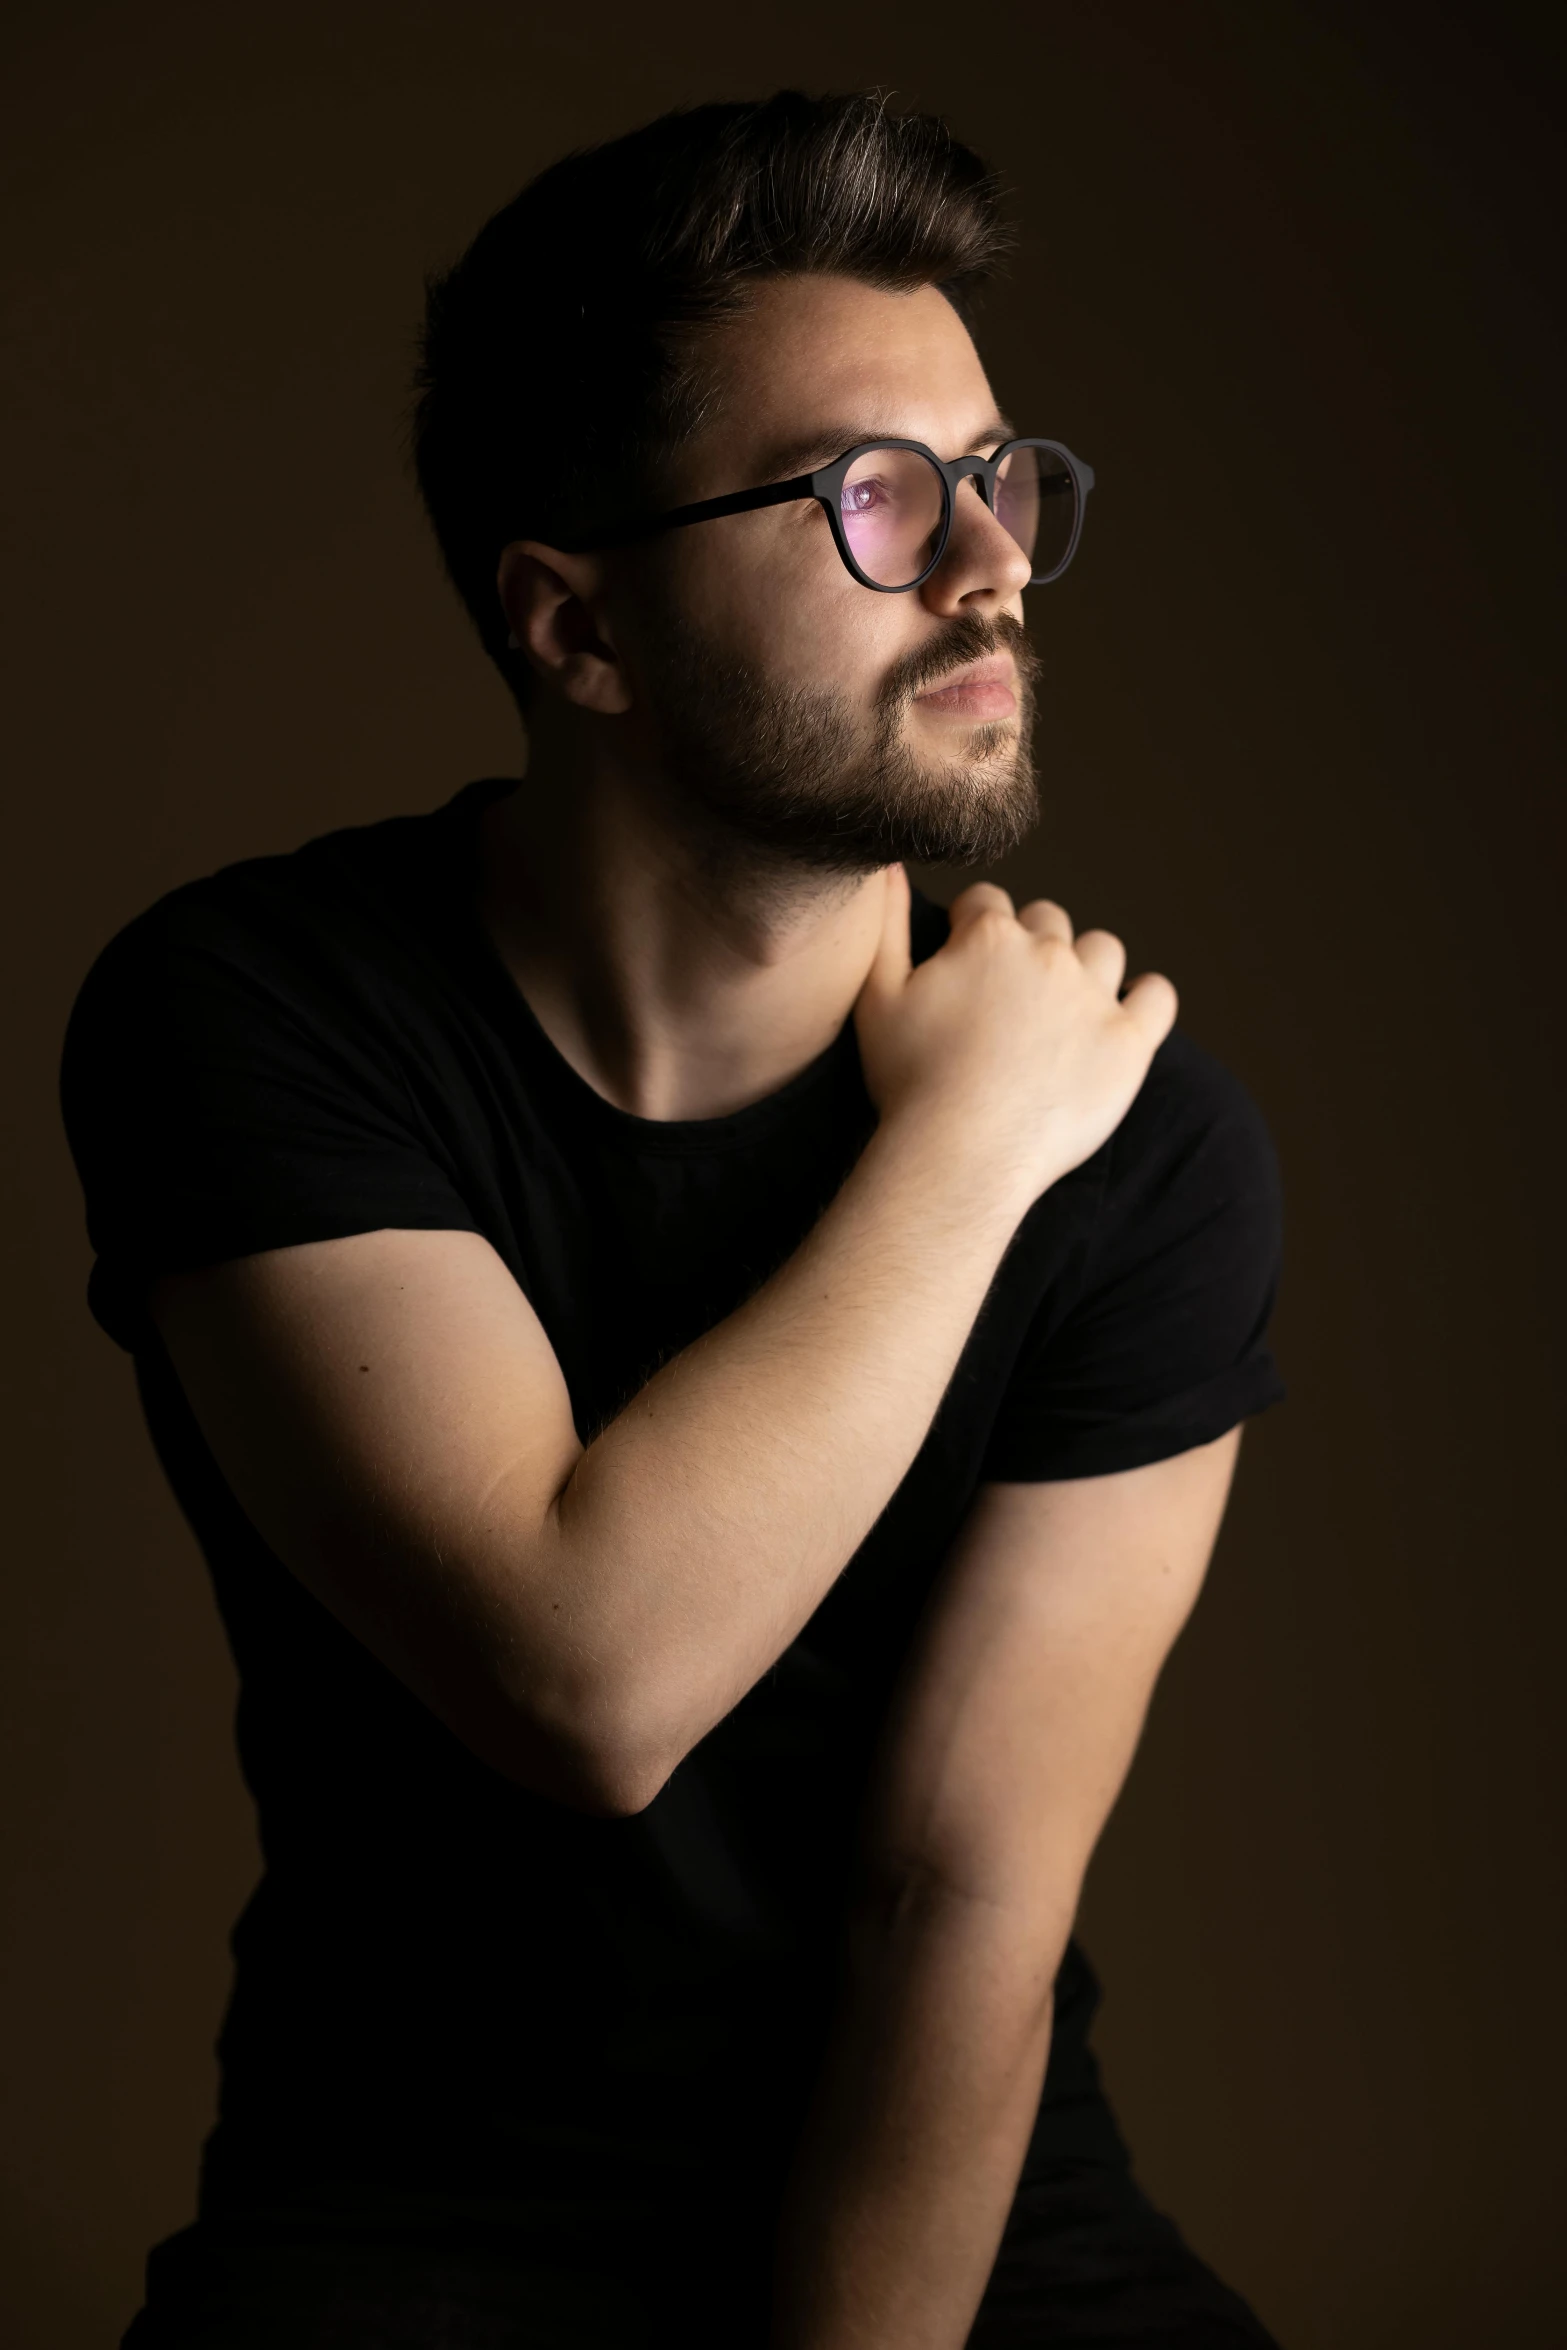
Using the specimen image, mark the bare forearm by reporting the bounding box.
[769,1882,1059,2350]
[545,1114,1032,1785]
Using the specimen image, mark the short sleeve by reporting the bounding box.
[59,887,482,1354]
[978,1031,1286,1481]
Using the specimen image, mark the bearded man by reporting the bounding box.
[63,89,1286,2350]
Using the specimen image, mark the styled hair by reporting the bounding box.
[408,90,1012,688]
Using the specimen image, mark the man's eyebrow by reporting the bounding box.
[749,414,1019,484]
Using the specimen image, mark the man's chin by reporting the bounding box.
[817,738,1040,873]
[933,718,1022,766]
[891,771,1040,868]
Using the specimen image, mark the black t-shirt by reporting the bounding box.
[60,775,1285,2261]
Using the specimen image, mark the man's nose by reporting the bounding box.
[922,470,1032,607]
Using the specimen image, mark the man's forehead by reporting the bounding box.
[699,274,1008,479]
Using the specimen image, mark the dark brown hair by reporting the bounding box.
[408,90,1012,690]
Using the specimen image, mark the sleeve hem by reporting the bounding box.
[86,1198,486,1353]
[977,1360,1286,1484]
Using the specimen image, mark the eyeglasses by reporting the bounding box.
[558,436,1096,592]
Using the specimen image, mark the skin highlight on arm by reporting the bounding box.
[769,1429,1243,2350]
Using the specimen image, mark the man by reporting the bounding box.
[62,90,1286,2350]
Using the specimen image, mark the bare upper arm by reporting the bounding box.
[146,1225,622,1809]
[853,1428,1244,1938]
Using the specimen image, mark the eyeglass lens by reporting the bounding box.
[839,447,948,587]
[994,444,1076,580]
[837,444,1077,586]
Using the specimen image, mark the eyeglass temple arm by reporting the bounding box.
[560,456,1092,553]
[564,474,816,553]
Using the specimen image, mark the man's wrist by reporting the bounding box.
[767,1886,1059,2350]
[859,1106,1048,1251]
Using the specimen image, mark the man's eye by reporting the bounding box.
[842,478,891,513]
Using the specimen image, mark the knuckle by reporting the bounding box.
[971,903,1016,938]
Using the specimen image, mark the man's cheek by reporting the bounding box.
[769,603,899,703]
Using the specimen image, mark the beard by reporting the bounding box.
[631,605,1043,897]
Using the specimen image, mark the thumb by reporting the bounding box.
[858,862,912,1003]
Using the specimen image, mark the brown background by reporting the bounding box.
[3,2,1563,2344]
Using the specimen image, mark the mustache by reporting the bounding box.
[878,610,1041,710]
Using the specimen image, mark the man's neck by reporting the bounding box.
[475,727,888,1125]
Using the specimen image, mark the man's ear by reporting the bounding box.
[496,541,631,715]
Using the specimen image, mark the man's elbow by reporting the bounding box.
[480,1670,675,1818]
[561,1695,678,1816]
[564,1735,673,1818]
[473,1718,667,1817]
[478,1509,684,1817]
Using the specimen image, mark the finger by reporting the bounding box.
[1017,897,1074,945]
[860,862,913,999]
[947,880,1016,932]
[1119,970,1179,1046]
[1073,927,1127,995]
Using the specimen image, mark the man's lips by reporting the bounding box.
[911,654,1018,720]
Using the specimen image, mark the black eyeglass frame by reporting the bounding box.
[557,436,1097,591]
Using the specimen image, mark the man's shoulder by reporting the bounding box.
[68,782,493,1016]
[1135,1023,1271,1144]
[60,789,490,1117]
[1098,1021,1282,1242]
